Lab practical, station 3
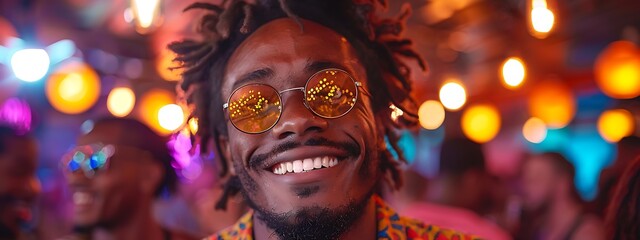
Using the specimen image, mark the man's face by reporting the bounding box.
[0,138,39,238]
[521,156,557,211]
[221,18,380,223]
[64,125,157,229]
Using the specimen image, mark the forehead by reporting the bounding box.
[222,18,361,93]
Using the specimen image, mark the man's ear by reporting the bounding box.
[217,135,236,176]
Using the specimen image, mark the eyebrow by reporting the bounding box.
[231,60,351,90]
[232,68,274,90]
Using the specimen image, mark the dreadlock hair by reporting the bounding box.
[169,0,426,210]
[605,156,640,240]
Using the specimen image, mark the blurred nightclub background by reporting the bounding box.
[0,0,639,238]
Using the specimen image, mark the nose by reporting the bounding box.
[65,169,92,185]
[270,92,328,139]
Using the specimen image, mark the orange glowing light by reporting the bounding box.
[461,104,501,143]
[107,87,136,117]
[522,117,547,143]
[528,80,576,129]
[418,100,445,130]
[138,89,176,135]
[597,109,635,143]
[46,61,101,114]
[594,41,640,99]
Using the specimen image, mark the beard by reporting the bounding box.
[234,137,380,240]
[246,189,374,240]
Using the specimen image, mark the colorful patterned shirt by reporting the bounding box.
[206,195,480,240]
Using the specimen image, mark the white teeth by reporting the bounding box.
[286,162,293,172]
[322,157,329,167]
[303,159,314,171]
[272,156,340,175]
[73,192,92,205]
[314,157,322,169]
[293,160,303,173]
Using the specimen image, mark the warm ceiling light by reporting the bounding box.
[501,57,526,89]
[439,80,467,111]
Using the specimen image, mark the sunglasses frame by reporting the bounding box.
[61,143,115,178]
[222,68,364,134]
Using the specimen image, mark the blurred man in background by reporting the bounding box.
[0,125,40,240]
[517,152,604,240]
[591,136,640,217]
[59,118,195,240]
[398,137,511,240]
[605,156,640,240]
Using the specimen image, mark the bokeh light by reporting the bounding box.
[597,109,635,143]
[501,57,526,89]
[528,81,576,129]
[46,61,100,114]
[0,17,17,46]
[522,117,547,143]
[418,100,445,130]
[461,104,501,143]
[188,118,199,135]
[138,88,175,135]
[158,104,185,131]
[439,80,467,111]
[131,0,162,33]
[594,41,640,99]
[156,49,182,81]
[107,87,136,117]
[529,0,555,38]
[11,49,50,82]
[0,98,31,133]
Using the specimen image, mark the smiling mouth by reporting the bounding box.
[270,156,340,175]
[73,191,94,206]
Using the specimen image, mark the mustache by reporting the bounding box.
[248,137,360,169]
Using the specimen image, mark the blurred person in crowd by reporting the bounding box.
[396,137,511,240]
[605,156,640,240]
[59,118,196,240]
[0,125,40,240]
[591,136,640,217]
[426,137,492,214]
[517,152,604,240]
[168,0,478,239]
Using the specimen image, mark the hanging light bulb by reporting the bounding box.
[439,80,467,111]
[131,0,162,34]
[529,0,556,39]
[501,57,526,89]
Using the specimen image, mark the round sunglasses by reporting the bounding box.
[223,68,365,134]
[61,143,115,178]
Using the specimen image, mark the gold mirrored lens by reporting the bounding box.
[227,84,282,133]
[305,69,357,118]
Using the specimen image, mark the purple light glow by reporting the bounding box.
[0,97,32,133]
[167,131,204,181]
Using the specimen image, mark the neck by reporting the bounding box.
[253,196,377,240]
[93,201,166,240]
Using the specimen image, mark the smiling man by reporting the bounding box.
[60,118,195,240]
[170,0,476,239]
